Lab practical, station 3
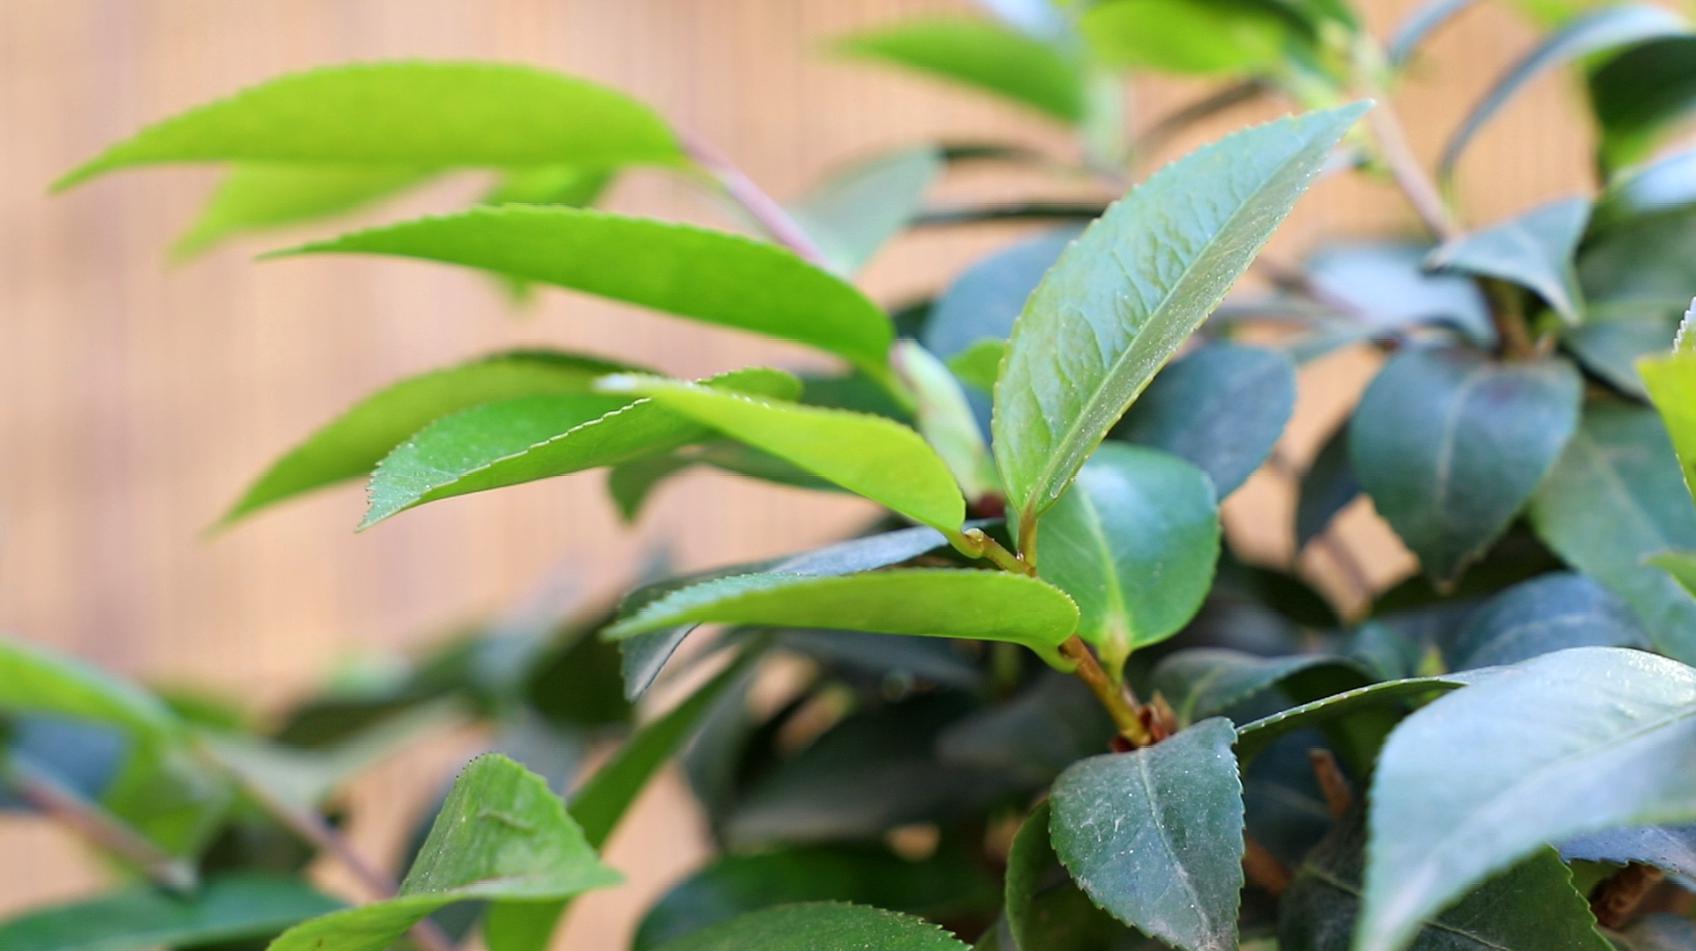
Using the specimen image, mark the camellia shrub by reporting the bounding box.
[11,1,1696,949]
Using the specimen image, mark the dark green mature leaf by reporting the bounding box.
[362,367,796,527]
[1234,676,1468,764]
[791,147,943,275]
[1561,824,1696,881]
[1350,346,1581,584]
[1112,343,1296,497]
[1295,419,1360,550]
[1564,304,1682,397]
[833,19,1086,123]
[0,875,341,951]
[225,350,634,523]
[1050,719,1244,951]
[948,340,1006,394]
[597,376,964,532]
[1650,551,1696,599]
[268,755,618,951]
[1358,647,1696,951]
[634,845,996,950]
[605,569,1078,668]
[1590,34,1696,172]
[1427,198,1589,324]
[939,674,1116,786]
[1080,0,1305,75]
[651,902,969,951]
[1640,351,1696,496]
[1006,801,1133,951]
[1039,444,1220,677]
[1149,649,1374,725]
[1304,242,1494,345]
[993,104,1365,532]
[275,207,894,372]
[173,165,433,258]
[922,228,1078,360]
[1438,4,1688,177]
[1280,815,1608,951]
[56,62,680,190]
[1530,403,1696,663]
[1445,572,1648,670]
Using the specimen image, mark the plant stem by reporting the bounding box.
[679,132,829,267]
[3,756,197,893]
[1243,835,1293,896]
[1481,277,1537,359]
[1363,100,1459,242]
[1060,635,1153,747]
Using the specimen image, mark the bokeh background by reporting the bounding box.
[1,0,1600,945]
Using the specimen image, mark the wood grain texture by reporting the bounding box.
[0,0,1593,944]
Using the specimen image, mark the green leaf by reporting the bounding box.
[596,375,963,532]
[605,568,1078,669]
[1437,5,1687,177]
[1234,676,1468,765]
[224,350,634,523]
[1589,34,1696,172]
[634,845,996,950]
[1592,149,1696,229]
[1049,718,1244,951]
[1304,242,1494,346]
[1427,198,1590,324]
[1280,815,1609,951]
[833,19,1086,123]
[1639,351,1696,499]
[1005,801,1132,951]
[268,755,618,951]
[1649,551,1696,598]
[993,104,1366,532]
[1038,444,1220,678]
[939,674,1115,786]
[790,147,943,275]
[1563,303,1682,398]
[922,228,1078,360]
[892,341,999,503]
[1358,647,1696,951]
[1295,419,1360,550]
[0,639,180,743]
[1350,346,1581,584]
[274,207,894,372]
[173,165,434,258]
[1111,343,1296,497]
[1149,649,1374,725]
[1445,572,1648,670]
[1080,0,1305,75]
[0,875,342,951]
[1529,403,1696,663]
[362,367,797,527]
[947,340,1006,394]
[650,902,968,951]
[56,62,679,190]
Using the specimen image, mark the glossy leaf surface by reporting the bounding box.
[651,902,968,951]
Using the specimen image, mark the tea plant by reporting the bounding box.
[9,1,1696,949]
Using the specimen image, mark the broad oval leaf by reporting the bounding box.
[1038,444,1221,678]
[597,375,964,532]
[650,902,968,951]
[892,341,999,503]
[363,367,797,527]
[0,875,342,951]
[1349,346,1581,585]
[1358,647,1696,951]
[1444,571,1648,670]
[274,207,894,372]
[174,165,434,258]
[268,755,618,951]
[1426,198,1590,324]
[56,62,680,190]
[833,19,1086,123]
[791,147,943,275]
[992,104,1367,532]
[1564,304,1682,398]
[1049,718,1245,951]
[938,674,1115,786]
[603,568,1079,669]
[225,350,634,524]
[1111,342,1297,497]
[923,228,1078,360]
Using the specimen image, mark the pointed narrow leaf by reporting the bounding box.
[993,104,1367,529]
[790,147,943,275]
[1039,445,1220,678]
[1049,719,1244,951]
[0,876,342,951]
[1235,676,1468,764]
[275,207,894,371]
[1427,198,1590,324]
[947,340,1006,394]
[1639,351,1696,498]
[892,341,999,502]
[226,350,635,523]
[268,755,618,951]
[1445,572,1648,670]
[651,902,969,951]
[0,637,180,742]
[56,62,679,190]
[174,165,434,258]
[834,19,1086,123]
[1358,647,1696,951]
[604,569,1078,669]
[923,228,1078,359]
[597,376,963,532]
[1350,347,1581,584]
[363,368,797,526]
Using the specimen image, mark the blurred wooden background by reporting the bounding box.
[0,0,1599,945]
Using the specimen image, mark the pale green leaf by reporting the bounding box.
[651,902,968,951]
[834,19,1086,123]
[0,875,342,951]
[1427,198,1590,324]
[482,166,612,207]
[790,147,943,275]
[1149,649,1374,724]
[1592,149,1696,229]
[56,62,679,189]
[1649,551,1696,598]
[946,340,1006,394]
[1639,351,1696,500]
[0,637,180,743]
[1080,0,1304,75]
[173,165,434,258]
[892,341,998,503]
[993,104,1366,532]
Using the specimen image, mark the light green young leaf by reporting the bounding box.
[1358,647,1696,951]
[946,340,1006,394]
[604,569,1079,669]
[0,875,342,951]
[225,350,635,524]
[892,341,999,503]
[1639,350,1696,498]
[1295,418,1359,550]
[1649,551,1696,598]
[1592,149,1696,230]
[651,902,968,951]
[273,207,894,373]
[363,368,798,527]
[1039,444,1220,679]
[1350,347,1581,585]
[596,376,964,532]
[1049,719,1245,951]
[267,755,618,951]
[0,637,181,743]
[790,147,943,275]
[1426,198,1590,324]
[993,104,1366,534]
[173,165,434,258]
[833,19,1086,123]
[56,62,680,190]
[1080,0,1305,75]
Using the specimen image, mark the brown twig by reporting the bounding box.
[1060,635,1152,747]
[1243,835,1293,896]
[3,756,197,892]
[1590,863,1665,929]
[679,132,829,267]
[1307,749,1354,818]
